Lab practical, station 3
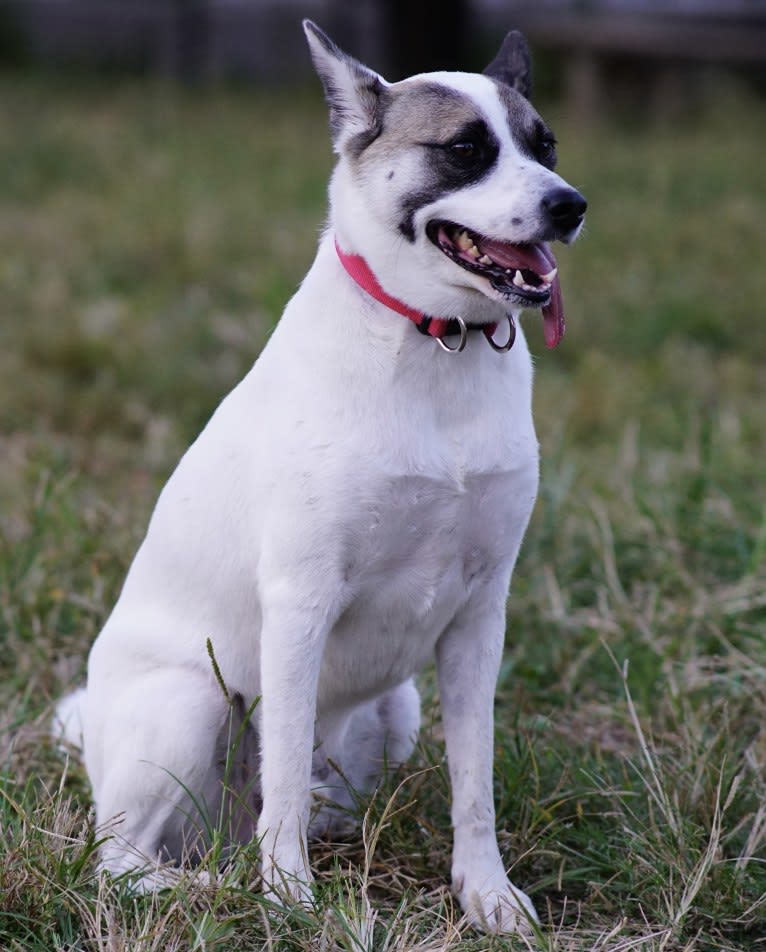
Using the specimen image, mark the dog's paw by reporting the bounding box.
[308,797,359,841]
[454,873,539,935]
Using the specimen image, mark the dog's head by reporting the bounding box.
[305,21,586,346]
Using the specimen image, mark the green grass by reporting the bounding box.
[1,71,765,950]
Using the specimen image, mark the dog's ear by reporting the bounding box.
[483,30,532,100]
[304,20,386,153]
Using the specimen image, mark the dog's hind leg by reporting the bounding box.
[310,679,421,838]
[85,665,240,885]
[52,686,87,752]
[347,678,421,788]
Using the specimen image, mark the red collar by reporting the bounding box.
[334,238,498,344]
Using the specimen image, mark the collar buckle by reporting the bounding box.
[484,314,516,353]
[435,317,468,354]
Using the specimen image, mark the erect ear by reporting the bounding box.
[483,30,532,100]
[303,20,387,153]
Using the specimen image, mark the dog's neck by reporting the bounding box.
[334,239,498,345]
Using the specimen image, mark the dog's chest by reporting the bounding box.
[347,468,517,592]
[318,456,537,705]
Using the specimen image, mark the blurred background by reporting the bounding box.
[2,1,766,106]
[2,0,766,93]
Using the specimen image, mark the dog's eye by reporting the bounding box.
[449,140,477,160]
[535,136,557,168]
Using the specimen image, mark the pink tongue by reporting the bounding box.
[478,238,553,274]
[542,277,565,349]
[477,238,565,348]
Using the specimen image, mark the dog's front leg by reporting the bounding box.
[436,583,539,935]
[256,601,332,907]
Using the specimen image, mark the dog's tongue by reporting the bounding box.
[542,273,565,349]
[477,238,565,348]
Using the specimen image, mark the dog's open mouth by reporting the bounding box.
[426,220,565,348]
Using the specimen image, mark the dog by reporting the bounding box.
[55,21,585,934]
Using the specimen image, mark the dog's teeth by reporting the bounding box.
[512,270,525,288]
[467,245,480,259]
[540,267,558,283]
[478,254,492,265]
[455,231,473,251]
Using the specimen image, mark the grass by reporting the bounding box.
[1,69,765,950]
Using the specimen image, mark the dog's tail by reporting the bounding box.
[52,686,87,753]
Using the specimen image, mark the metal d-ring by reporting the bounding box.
[485,313,516,353]
[435,316,468,353]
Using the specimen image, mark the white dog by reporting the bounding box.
[55,21,585,934]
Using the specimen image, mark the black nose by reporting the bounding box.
[542,187,587,236]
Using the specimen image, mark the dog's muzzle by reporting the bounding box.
[426,207,586,349]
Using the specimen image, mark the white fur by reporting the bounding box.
[53,24,586,936]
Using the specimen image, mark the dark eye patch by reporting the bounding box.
[425,119,500,189]
[438,119,497,170]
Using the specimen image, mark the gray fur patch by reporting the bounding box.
[367,82,485,159]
